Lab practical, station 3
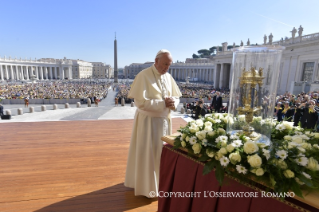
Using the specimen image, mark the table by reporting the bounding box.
[158,135,319,212]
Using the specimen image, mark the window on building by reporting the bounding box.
[302,62,315,82]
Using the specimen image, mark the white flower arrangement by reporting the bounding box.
[174,113,319,198]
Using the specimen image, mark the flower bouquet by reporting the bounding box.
[173,113,319,198]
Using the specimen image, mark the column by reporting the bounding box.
[0,64,3,80]
[50,67,53,79]
[61,67,64,79]
[68,66,72,79]
[10,65,14,80]
[40,66,43,80]
[35,67,39,79]
[26,66,30,80]
[214,64,220,88]
[55,67,58,79]
[219,64,224,89]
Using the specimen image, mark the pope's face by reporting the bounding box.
[155,53,172,75]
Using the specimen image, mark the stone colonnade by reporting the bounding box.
[213,63,232,89]
[0,64,72,80]
[168,67,214,82]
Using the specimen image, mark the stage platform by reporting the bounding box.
[0,118,187,212]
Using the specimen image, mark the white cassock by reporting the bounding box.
[124,64,182,198]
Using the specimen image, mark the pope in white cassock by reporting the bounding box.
[124,49,182,198]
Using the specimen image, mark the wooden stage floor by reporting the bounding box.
[0,118,187,212]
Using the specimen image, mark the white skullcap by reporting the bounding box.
[156,49,171,58]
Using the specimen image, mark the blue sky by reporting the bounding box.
[0,0,318,68]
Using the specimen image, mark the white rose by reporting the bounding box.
[215,152,224,160]
[207,131,216,137]
[291,136,303,144]
[277,160,287,169]
[192,143,202,154]
[307,157,319,171]
[282,121,293,130]
[256,168,264,176]
[226,144,235,152]
[204,126,213,132]
[238,115,245,122]
[186,136,190,142]
[207,117,214,123]
[243,141,259,154]
[229,152,241,164]
[305,131,310,135]
[189,125,199,133]
[218,128,226,135]
[243,136,251,142]
[253,116,262,122]
[313,133,319,138]
[195,119,204,127]
[301,143,312,150]
[218,147,228,155]
[247,154,262,168]
[181,141,186,147]
[284,135,292,141]
[206,149,215,158]
[196,131,206,140]
[204,121,212,128]
[283,169,295,178]
[182,133,187,139]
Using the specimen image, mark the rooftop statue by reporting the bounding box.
[268,33,273,45]
[298,25,303,37]
[291,27,297,38]
[263,35,267,45]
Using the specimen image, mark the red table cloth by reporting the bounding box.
[158,145,318,212]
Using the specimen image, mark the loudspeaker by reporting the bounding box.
[1,115,11,120]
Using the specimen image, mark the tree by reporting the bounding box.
[192,54,200,58]
[197,49,211,56]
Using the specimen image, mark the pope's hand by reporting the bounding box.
[165,97,175,109]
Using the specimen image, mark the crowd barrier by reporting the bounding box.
[180,98,229,103]
[0,99,82,104]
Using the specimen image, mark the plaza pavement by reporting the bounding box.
[0,87,193,123]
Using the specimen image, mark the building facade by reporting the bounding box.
[124,61,215,82]
[91,62,113,79]
[0,57,114,80]
[211,27,319,94]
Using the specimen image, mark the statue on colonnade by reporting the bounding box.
[263,35,267,45]
[247,39,250,46]
[298,25,303,37]
[268,33,273,45]
[233,42,235,49]
[240,40,243,46]
[291,27,297,38]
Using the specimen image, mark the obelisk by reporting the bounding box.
[114,33,118,83]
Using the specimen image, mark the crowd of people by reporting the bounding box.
[0,80,111,101]
[274,91,319,130]
[178,83,230,99]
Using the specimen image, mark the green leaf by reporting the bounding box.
[173,140,182,149]
[291,181,304,198]
[298,174,315,188]
[215,162,225,185]
[198,154,210,162]
[203,160,215,175]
